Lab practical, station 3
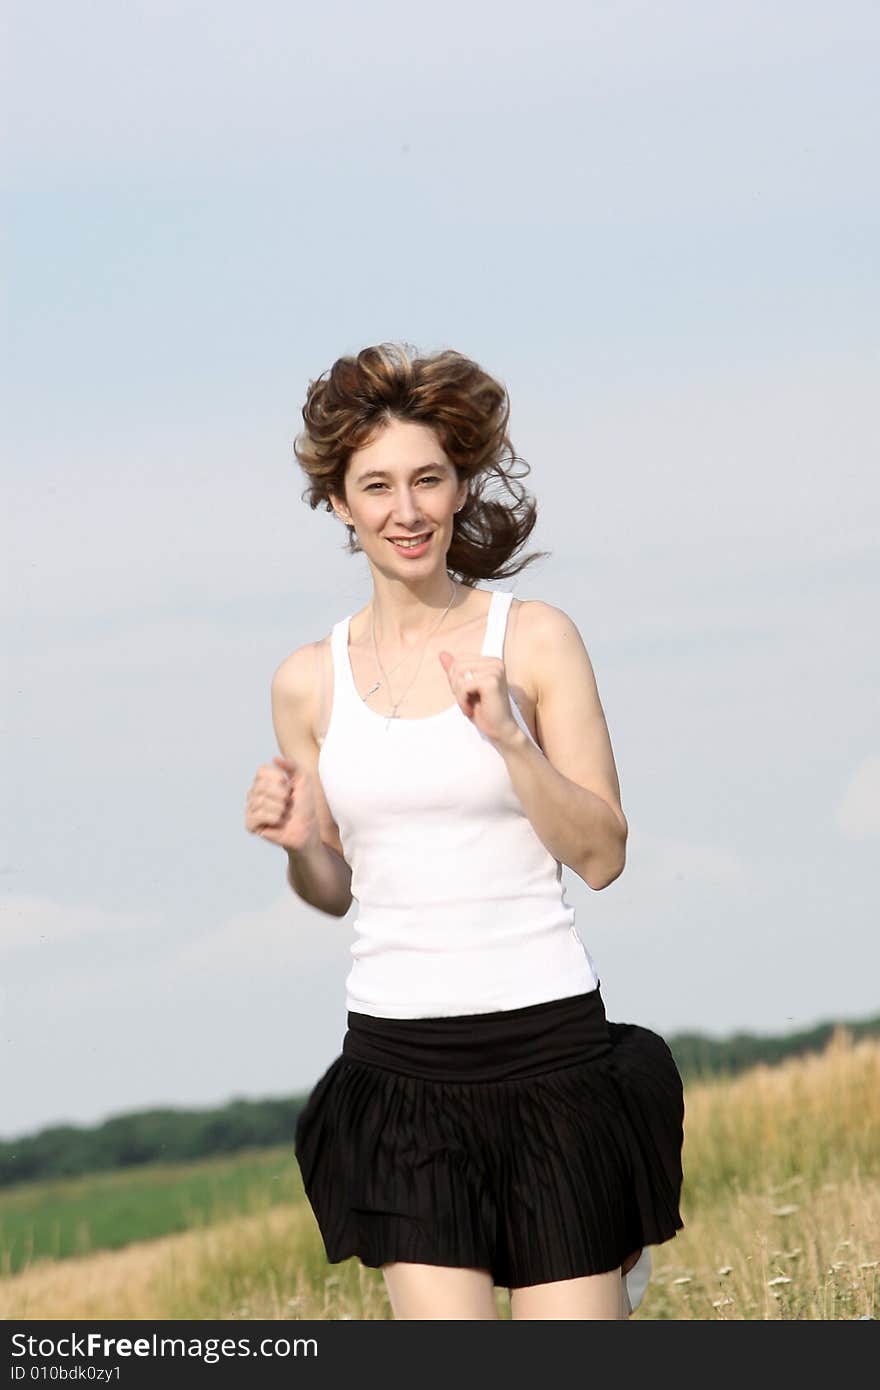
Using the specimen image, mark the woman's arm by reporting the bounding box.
[286,840,353,918]
[492,602,627,890]
[272,646,353,917]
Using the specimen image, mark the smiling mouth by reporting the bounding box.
[387,532,432,548]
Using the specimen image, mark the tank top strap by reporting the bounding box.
[481,588,514,658]
[330,613,358,704]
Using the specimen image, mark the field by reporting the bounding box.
[1,1027,877,1320]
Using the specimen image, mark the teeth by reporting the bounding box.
[391,535,429,548]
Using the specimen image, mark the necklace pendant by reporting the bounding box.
[370,576,458,734]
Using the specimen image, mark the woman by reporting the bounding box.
[246,342,685,1319]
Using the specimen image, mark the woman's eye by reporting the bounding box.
[366,476,441,491]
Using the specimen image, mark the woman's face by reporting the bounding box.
[333,418,468,573]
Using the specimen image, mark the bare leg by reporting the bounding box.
[382,1262,500,1319]
[510,1267,625,1320]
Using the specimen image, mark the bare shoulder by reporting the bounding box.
[513,597,584,640]
[270,639,329,751]
[511,599,593,680]
[271,642,317,715]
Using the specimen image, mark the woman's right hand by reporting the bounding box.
[245,755,322,853]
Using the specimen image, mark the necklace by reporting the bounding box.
[363,578,459,732]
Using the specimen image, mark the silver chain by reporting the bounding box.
[364,577,459,732]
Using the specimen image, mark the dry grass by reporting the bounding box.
[642,1173,879,1320]
[2,1028,877,1320]
[0,1201,394,1321]
[681,1024,880,1207]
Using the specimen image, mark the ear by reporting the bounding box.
[328,491,352,527]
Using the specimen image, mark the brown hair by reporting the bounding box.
[293,341,550,586]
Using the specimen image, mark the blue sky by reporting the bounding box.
[3,0,878,1137]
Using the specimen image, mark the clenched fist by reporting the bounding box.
[245,755,321,854]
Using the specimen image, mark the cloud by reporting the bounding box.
[834,755,880,839]
[7,0,875,179]
[170,892,351,982]
[0,893,160,954]
[627,830,746,883]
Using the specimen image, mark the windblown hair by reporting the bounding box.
[293,342,550,586]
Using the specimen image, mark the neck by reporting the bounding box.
[369,572,460,647]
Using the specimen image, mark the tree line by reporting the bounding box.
[2,1011,877,1189]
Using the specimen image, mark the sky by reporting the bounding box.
[3,0,878,1140]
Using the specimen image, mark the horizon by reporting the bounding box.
[4,1003,876,1146]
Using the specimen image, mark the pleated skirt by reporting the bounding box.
[293,983,685,1290]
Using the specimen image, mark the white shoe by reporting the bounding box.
[622,1247,652,1315]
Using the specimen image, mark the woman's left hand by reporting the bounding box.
[437,650,520,745]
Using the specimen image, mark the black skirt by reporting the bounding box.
[293,983,685,1290]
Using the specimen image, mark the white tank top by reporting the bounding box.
[317,587,600,1018]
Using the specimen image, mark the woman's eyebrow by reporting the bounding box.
[356,463,447,482]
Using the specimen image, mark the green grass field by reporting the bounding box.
[0,1146,304,1277]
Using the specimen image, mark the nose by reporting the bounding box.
[390,489,428,526]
